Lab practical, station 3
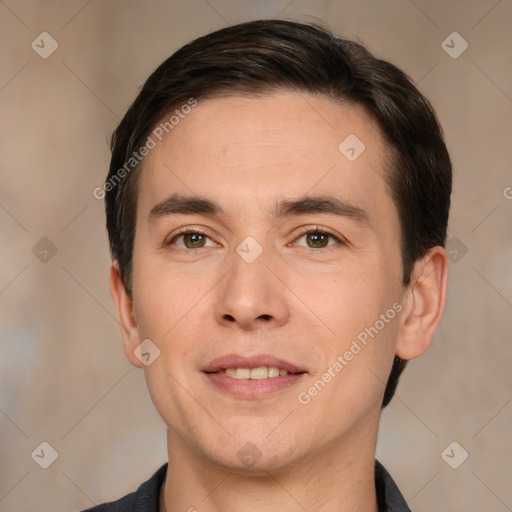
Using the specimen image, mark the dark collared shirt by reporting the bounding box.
[80,460,411,511]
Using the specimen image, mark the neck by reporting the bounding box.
[161,421,380,512]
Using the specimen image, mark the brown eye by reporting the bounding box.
[305,232,330,248]
[168,230,217,249]
[294,229,341,249]
[182,233,207,248]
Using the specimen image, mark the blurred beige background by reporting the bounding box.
[1,1,511,511]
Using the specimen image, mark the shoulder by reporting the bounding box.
[375,460,411,512]
[78,463,168,512]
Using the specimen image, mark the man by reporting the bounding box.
[86,19,451,512]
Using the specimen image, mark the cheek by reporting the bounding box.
[302,312,401,428]
[131,244,191,337]
[319,268,394,332]
[131,257,214,376]
[313,268,403,391]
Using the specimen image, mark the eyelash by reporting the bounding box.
[166,226,344,249]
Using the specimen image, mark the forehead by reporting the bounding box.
[137,92,393,223]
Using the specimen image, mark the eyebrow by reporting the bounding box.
[148,193,370,226]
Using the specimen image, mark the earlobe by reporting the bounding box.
[109,262,143,368]
[395,246,449,360]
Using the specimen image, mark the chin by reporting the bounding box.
[211,447,299,475]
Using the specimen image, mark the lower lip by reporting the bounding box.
[204,372,306,399]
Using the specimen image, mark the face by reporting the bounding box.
[117,92,413,471]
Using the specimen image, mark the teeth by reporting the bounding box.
[250,367,268,379]
[268,367,280,377]
[221,366,289,379]
[236,368,251,379]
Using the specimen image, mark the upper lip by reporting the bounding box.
[203,354,307,374]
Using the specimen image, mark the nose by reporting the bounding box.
[214,244,290,331]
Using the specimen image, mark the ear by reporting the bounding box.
[109,261,143,368]
[396,246,449,360]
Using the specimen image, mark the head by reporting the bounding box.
[105,20,451,470]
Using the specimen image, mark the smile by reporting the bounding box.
[217,367,290,379]
[203,354,307,399]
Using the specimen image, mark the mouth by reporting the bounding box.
[214,366,294,379]
[202,354,307,399]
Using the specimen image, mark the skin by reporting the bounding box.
[110,92,448,512]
